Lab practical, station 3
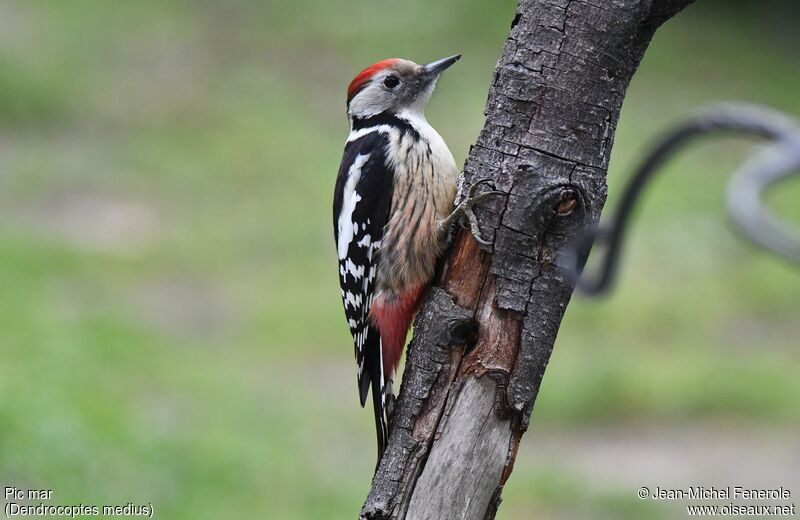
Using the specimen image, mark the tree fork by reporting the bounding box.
[361,1,696,518]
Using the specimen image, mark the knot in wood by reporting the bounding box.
[556,188,578,216]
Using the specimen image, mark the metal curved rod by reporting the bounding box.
[567,103,800,296]
[727,139,800,262]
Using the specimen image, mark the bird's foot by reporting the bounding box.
[443,179,506,246]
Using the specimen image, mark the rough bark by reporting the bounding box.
[361,1,696,518]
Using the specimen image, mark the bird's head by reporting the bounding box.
[346,54,460,120]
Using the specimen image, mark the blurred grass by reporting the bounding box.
[0,1,798,519]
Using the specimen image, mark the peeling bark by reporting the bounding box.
[361,1,697,518]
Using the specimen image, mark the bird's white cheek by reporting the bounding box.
[349,88,392,118]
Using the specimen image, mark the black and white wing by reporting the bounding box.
[332,130,394,457]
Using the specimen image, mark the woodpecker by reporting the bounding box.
[332,55,464,459]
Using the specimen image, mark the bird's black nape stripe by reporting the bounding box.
[351,111,420,139]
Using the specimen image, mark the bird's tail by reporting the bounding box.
[370,373,389,463]
[360,329,391,465]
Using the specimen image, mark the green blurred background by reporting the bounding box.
[1,0,798,518]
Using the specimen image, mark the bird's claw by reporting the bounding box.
[444,179,506,246]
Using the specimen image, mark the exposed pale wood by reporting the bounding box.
[406,376,511,520]
[360,1,697,518]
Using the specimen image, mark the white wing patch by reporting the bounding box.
[356,234,371,248]
[344,258,365,280]
[337,153,371,260]
[344,290,363,310]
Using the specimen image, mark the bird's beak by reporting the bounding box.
[422,54,461,77]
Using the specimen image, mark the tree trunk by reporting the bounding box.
[361,0,696,518]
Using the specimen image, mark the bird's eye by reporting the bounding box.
[383,75,400,89]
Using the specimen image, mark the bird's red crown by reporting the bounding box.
[347,58,400,103]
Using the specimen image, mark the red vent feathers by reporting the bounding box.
[347,59,400,103]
